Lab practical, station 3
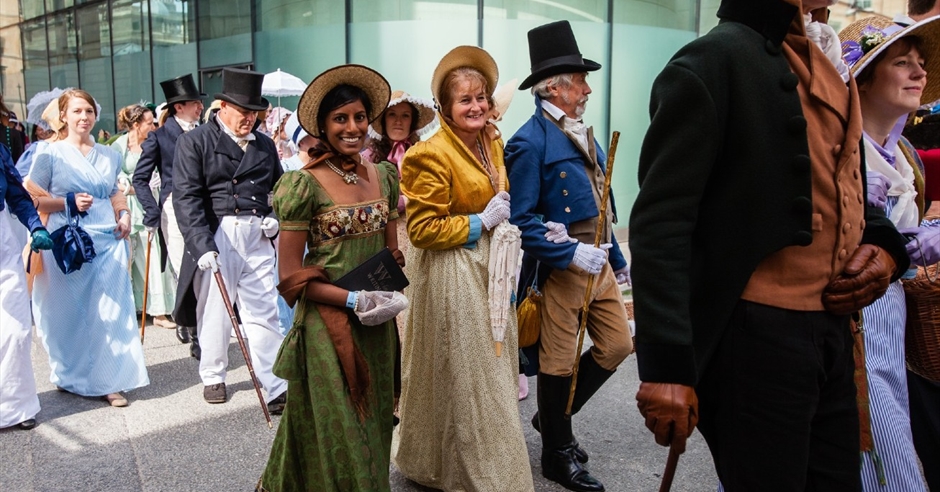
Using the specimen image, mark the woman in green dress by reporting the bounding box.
[257,65,408,492]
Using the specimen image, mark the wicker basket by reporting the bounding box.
[903,263,940,383]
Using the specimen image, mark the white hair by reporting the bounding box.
[530,73,574,98]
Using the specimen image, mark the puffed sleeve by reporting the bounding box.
[27,147,54,193]
[274,170,319,231]
[401,142,471,250]
[377,161,400,222]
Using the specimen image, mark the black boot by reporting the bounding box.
[532,351,616,463]
[190,336,201,360]
[176,325,192,344]
[537,373,605,492]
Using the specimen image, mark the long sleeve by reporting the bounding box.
[402,143,472,250]
[172,131,217,258]
[133,131,162,228]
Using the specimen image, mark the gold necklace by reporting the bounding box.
[326,159,359,185]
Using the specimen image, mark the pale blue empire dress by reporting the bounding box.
[28,141,149,396]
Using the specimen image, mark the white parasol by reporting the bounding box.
[26,88,65,130]
[262,68,307,108]
[488,167,522,357]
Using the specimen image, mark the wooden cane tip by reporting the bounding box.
[267,421,273,429]
[495,341,503,357]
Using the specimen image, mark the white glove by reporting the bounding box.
[261,217,279,238]
[197,251,220,272]
[354,291,409,326]
[145,225,158,235]
[571,243,612,275]
[477,192,511,231]
[614,265,631,286]
[544,221,577,244]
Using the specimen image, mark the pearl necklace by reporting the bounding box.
[326,159,359,185]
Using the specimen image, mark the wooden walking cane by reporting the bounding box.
[659,446,680,492]
[139,232,153,343]
[213,270,274,428]
[566,131,620,417]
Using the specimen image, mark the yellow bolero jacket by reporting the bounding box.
[401,115,504,250]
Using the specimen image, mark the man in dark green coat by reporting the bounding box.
[630,0,910,490]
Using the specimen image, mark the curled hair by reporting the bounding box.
[117,104,150,131]
[437,67,491,120]
[365,102,420,163]
[530,73,574,99]
[315,84,373,138]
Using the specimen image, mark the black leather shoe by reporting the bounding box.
[190,338,201,360]
[267,392,286,415]
[17,418,37,430]
[176,325,191,344]
[542,445,605,492]
[532,412,589,463]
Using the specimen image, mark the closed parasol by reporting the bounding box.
[488,167,522,356]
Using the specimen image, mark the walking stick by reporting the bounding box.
[139,232,153,343]
[659,446,680,492]
[213,270,274,428]
[566,131,619,417]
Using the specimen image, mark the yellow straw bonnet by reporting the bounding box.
[430,46,499,107]
[296,64,391,138]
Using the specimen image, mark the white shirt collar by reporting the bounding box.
[540,99,570,123]
[215,115,256,144]
[175,116,198,132]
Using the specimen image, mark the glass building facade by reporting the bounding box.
[5,0,906,223]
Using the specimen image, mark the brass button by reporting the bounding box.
[838,249,847,259]
[235,208,240,213]
[560,171,567,178]
[832,144,842,156]
[233,179,238,184]
[564,207,571,213]
[842,223,851,234]
[562,189,568,196]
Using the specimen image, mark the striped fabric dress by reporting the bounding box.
[28,142,149,396]
[858,191,927,491]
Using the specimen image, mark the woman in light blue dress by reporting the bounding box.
[28,89,149,407]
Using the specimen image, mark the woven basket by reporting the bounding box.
[903,263,940,383]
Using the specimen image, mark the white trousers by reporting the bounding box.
[161,193,185,280]
[194,215,286,402]
[0,209,40,427]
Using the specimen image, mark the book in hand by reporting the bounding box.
[333,247,409,292]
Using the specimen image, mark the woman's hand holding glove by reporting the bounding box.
[571,243,611,275]
[477,192,511,230]
[544,221,577,244]
[30,228,53,251]
[899,226,940,267]
[351,290,409,326]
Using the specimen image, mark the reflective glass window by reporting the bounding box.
[77,3,115,133]
[348,0,478,105]
[46,0,74,13]
[20,0,45,20]
[198,0,251,67]
[614,0,696,30]
[151,0,198,95]
[1,26,28,117]
[47,11,79,89]
[253,0,345,109]
[112,0,154,107]
[21,19,50,122]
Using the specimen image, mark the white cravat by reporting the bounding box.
[216,115,256,150]
[175,116,198,132]
[542,99,589,152]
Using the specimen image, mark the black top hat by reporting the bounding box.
[214,68,269,112]
[519,20,601,90]
[160,74,206,106]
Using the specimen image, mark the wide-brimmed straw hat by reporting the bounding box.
[431,46,499,107]
[369,90,438,140]
[840,15,940,106]
[296,64,391,138]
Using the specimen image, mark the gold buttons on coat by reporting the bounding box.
[560,172,567,178]
[562,189,569,196]
[565,207,571,213]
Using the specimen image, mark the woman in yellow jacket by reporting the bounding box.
[393,46,534,492]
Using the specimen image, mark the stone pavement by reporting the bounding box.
[0,319,718,491]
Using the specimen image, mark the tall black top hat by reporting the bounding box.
[519,20,601,90]
[214,68,270,112]
[160,74,206,106]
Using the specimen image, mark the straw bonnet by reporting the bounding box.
[430,46,499,107]
[296,64,391,138]
[369,90,438,140]
[840,14,940,106]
